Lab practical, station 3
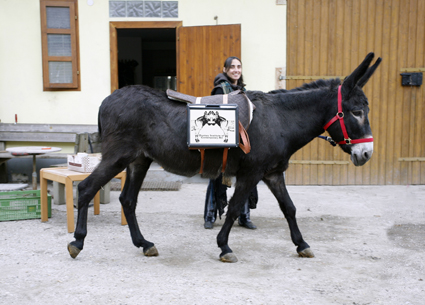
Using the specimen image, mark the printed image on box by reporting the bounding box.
[189,108,237,146]
[67,153,101,173]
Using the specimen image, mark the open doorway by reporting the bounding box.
[117,28,176,91]
[110,21,240,96]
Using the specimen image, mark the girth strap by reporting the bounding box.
[198,121,251,174]
[222,148,228,173]
[199,149,205,174]
[198,147,228,174]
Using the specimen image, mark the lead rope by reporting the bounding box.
[317,135,337,147]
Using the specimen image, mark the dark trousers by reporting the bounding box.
[204,174,258,223]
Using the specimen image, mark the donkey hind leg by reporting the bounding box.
[119,157,158,257]
[263,172,314,258]
[217,178,258,263]
[68,159,128,259]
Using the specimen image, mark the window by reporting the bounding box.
[109,1,178,18]
[40,0,80,90]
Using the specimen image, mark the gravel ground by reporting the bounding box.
[0,183,424,304]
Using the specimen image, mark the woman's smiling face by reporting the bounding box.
[224,58,242,85]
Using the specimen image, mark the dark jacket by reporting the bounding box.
[211,73,244,95]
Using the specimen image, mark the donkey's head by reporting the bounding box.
[324,53,382,166]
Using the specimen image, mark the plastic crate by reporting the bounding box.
[0,190,51,222]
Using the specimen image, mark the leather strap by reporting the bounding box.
[222,148,228,172]
[199,149,205,174]
[198,122,250,174]
[238,121,251,154]
[198,148,230,174]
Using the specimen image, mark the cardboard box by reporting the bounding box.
[67,153,101,173]
[0,190,51,221]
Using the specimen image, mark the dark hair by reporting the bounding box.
[223,56,246,89]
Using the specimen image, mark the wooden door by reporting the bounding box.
[110,22,241,97]
[285,0,425,185]
[177,24,241,96]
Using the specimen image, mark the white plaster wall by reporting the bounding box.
[0,0,286,125]
[0,0,111,124]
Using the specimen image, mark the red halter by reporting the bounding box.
[323,86,373,145]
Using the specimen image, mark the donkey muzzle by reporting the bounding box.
[350,140,373,166]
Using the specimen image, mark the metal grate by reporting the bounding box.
[109,1,178,18]
[111,181,181,191]
[141,181,181,191]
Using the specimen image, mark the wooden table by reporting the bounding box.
[6,146,62,189]
[40,167,127,233]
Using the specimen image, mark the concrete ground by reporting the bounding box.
[0,181,424,304]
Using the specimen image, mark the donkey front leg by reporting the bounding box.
[120,157,158,257]
[263,172,314,258]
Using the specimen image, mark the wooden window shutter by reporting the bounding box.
[40,0,80,90]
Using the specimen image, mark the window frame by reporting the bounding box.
[40,0,80,91]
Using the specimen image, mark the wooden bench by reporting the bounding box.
[0,123,100,154]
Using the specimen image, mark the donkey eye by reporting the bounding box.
[352,110,363,117]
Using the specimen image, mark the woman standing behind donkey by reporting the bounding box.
[203,56,258,230]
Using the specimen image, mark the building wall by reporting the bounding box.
[0,0,111,125]
[0,0,286,125]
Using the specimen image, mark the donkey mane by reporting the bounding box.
[268,78,341,94]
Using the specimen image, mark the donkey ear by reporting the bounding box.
[343,52,375,91]
[357,57,382,88]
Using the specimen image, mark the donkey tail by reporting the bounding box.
[97,108,102,139]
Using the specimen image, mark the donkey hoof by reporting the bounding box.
[67,243,81,259]
[220,253,238,263]
[298,247,315,258]
[144,245,159,257]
